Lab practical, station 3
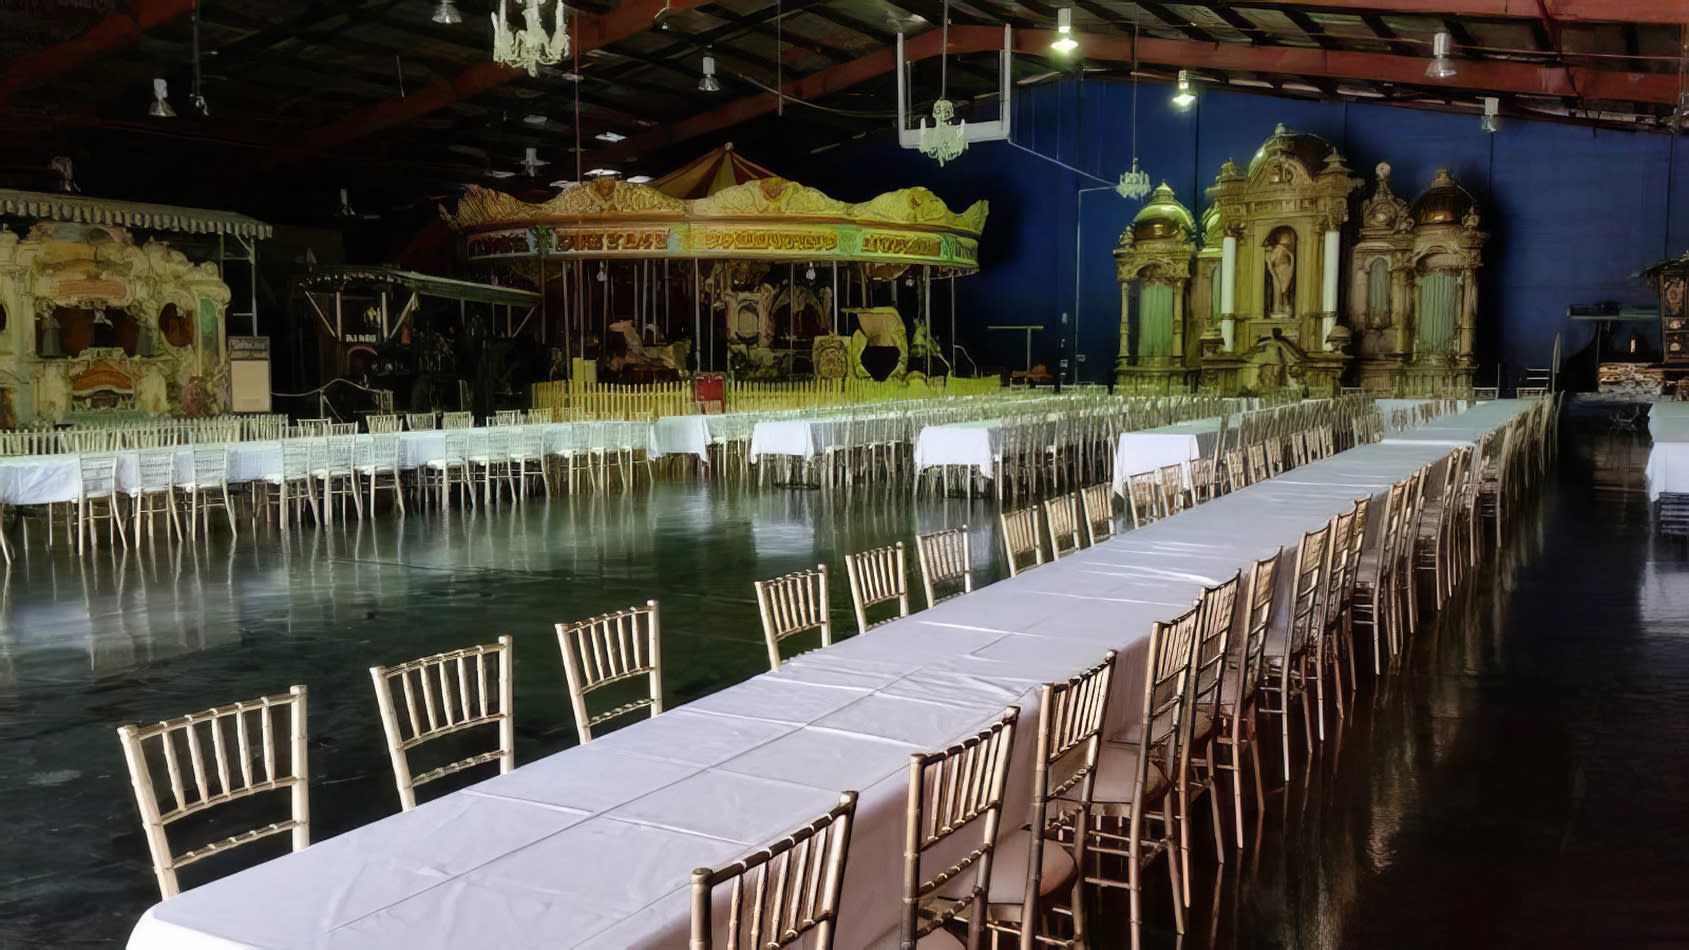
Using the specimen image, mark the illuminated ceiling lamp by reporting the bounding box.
[431,0,463,25]
[1480,96,1500,133]
[148,78,175,117]
[699,53,721,92]
[1426,30,1457,79]
[1171,69,1196,109]
[1050,7,1079,54]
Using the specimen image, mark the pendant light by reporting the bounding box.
[431,0,463,24]
[1116,22,1152,200]
[1050,7,1078,54]
[1425,31,1456,79]
[1171,69,1196,110]
[699,53,721,92]
[1479,97,1500,133]
[148,78,175,117]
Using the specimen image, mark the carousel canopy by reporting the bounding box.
[447,149,987,274]
[647,144,777,200]
[0,189,271,240]
[293,266,539,306]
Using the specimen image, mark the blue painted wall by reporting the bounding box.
[761,82,1688,385]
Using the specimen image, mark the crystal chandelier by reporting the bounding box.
[492,0,569,78]
[1116,23,1152,200]
[1117,158,1152,200]
[918,98,967,166]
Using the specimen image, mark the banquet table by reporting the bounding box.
[911,417,1003,478]
[748,413,894,462]
[1110,416,1226,496]
[0,422,661,507]
[127,399,1535,950]
[652,413,760,461]
[1644,401,1689,500]
[1379,398,1526,447]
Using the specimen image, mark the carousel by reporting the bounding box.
[445,146,988,385]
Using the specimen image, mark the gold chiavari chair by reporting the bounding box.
[1214,548,1280,845]
[354,433,405,515]
[1087,606,1197,949]
[1157,464,1190,518]
[1126,472,1161,530]
[1188,457,1220,504]
[754,565,832,671]
[690,791,859,950]
[1415,446,1466,604]
[116,686,309,899]
[1043,495,1083,560]
[1260,521,1330,782]
[1310,505,1358,740]
[440,411,474,430]
[1245,444,1270,484]
[492,409,522,426]
[129,447,181,543]
[980,653,1115,950]
[1263,441,1285,478]
[1288,430,1309,468]
[556,601,663,745]
[185,446,238,538]
[1079,482,1116,545]
[365,414,403,434]
[405,411,437,431]
[76,453,126,554]
[1174,571,1240,904]
[844,542,910,635]
[525,407,554,424]
[916,526,973,608]
[1354,482,1406,676]
[899,707,1020,950]
[1000,505,1045,577]
[1223,448,1249,493]
[369,636,515,811]
[1334,496,1372,695]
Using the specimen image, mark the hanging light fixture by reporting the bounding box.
[596,262,608,283]
[1171,69,1196,110]
[1426,31,1457,79]
[805,264,817,280]
[916,0,968,165]
[337,188,357,218]
[431,0,463,25]
[492,0,569,78]
[518,146,549,176]
[1480,97,1500,133]
[148,78,175,117]
[1050,7,1078,54]
[189,0,209,116]
[1116,23,1152,200]
[699,53,721,92]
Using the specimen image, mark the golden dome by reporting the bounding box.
[1247,123,1335,178]
[1411,168,1476,226]
[1130,182,1194,241]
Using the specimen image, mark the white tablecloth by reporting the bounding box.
[0,423,660,506]
[129,400,1534,950]
[1644,402,1689,500]
[1379,399,1529,447]
[1111,417,1225,496]
[748,416,876,462]
[911,419,1000,478]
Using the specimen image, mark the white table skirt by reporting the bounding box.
[1645,402,1689,500]
[128,400,1534,950]
[1111,418,1224,496]
[0,423,660,506]
[748,417,864,462]
[912,419,999,478]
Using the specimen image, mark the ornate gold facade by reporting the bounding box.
[1114,125,1487,397]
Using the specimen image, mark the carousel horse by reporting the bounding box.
[607,320,691,373]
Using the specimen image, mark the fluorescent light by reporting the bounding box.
[1051,7,1078,54]
[595,131,626,143]
[626,175,653,184]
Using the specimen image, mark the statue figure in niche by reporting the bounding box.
[1264,228,1296,317]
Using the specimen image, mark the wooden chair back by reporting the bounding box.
[116,686,309,898]
[754,565,832,670]
[556,601,663,744]
[916,526,973,607]
[844,542,910,635]
[900,707,1020,948]
[1043,494,1083,560]
[690,792,859,950]
[1000,506,1045,577]
[369,636,515,811]
[1079,482,1116,544]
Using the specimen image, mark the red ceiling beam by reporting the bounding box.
[1250,0,1689,25]
[605,25,1679,161]
[0,0,195,105]
[268,0,713,166]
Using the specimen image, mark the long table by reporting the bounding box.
[0,423,661,507]
[1379,398,1522,447]
[127,399,1534,950]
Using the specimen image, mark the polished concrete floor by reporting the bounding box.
[2,430,1685,948]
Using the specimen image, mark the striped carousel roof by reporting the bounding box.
[647,144,778,200]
